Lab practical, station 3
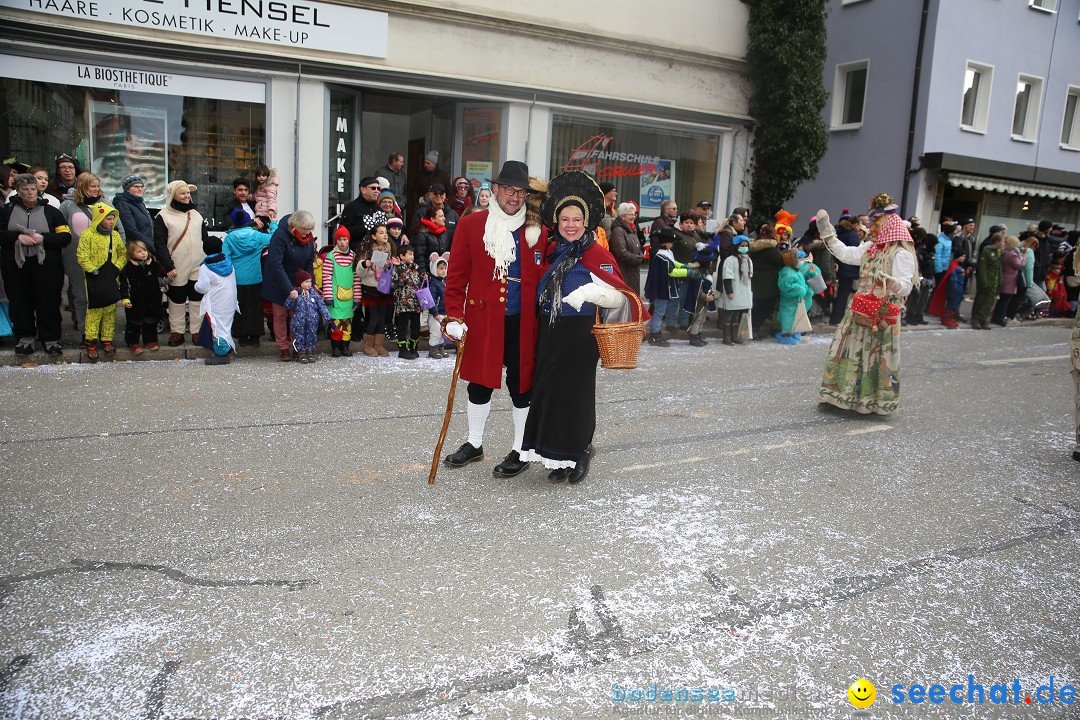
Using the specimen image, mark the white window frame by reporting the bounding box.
[1062,85,1080,151]
[960,61,994,134]
[830,59,869,131]
[1011,73,1044,143]
[1028,0,1057,12]
[841,0,871,5]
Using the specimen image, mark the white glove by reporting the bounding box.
[695,242,707,251]
[444,321,467,340]
[563,281,623,310]
[815,209,836,242]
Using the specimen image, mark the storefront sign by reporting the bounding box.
[562,134,663,179]
[0,0,388,58]
[0,54,265,102]
[327,90,355,219]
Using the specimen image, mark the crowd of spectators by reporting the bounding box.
[1,151,1077,362]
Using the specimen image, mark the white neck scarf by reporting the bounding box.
[483,199,525,280]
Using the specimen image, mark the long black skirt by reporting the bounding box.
[520,315,599,469]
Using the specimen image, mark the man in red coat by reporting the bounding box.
[443,161,548,477]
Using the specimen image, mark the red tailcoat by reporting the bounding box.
[445,210,549,392]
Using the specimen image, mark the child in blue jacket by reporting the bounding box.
[284,269,331,363]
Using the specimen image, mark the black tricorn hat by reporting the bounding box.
[540,170,606,232]
[487,160,537,191]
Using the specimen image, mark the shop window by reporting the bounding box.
[1011,74,1043,142]
[961,62,993,133]
[549,115,720,221]
[0,75,265,227]
[831,60,869,130]
[460,106,503,190]
[1061,86,1080,150]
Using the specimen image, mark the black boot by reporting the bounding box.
[689,333,707,347]
[444,442,483,467]
[331,341,342,357]
[493,450,529,477]
[567,445,594,484]
[722,322,735,346]
[340,340,353,357]
[648,332,670,347]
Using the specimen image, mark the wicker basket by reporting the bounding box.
[592,288,646,370]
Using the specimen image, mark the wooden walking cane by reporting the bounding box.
[428,317,467,485]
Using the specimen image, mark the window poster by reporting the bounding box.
[89,101,169,207]
[639,159,674,210]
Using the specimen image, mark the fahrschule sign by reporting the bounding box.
[0,0,388,58]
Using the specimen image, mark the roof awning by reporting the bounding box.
[946,172,1080,202]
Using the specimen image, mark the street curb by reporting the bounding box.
[0,318,1070,367]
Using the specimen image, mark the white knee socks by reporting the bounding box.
[188,300,202,334]
[168,301,186,334]
[512,405,529,453]
[466,401,491,449]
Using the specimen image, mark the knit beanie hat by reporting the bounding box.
[121,175,144,191]
[203,236,223,255]
[425,150,439,165]
[230,208,250,228]
[294,269,312,286]
[334,225,350,242]
[378,190,396,204]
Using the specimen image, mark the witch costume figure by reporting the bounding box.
[816,193,917,415]
[519,171,647,484]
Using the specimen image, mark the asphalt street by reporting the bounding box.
[0,324,1077,720]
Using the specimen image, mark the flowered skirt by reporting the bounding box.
[818,313,901,415]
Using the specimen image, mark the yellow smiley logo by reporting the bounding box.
[848,678,876,709]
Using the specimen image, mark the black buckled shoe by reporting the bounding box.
[548,468,570,484]
[444,442,483,467]
[493,450,529,477]
[567,445,595,485]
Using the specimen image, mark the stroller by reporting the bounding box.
[1011,284,1051,322]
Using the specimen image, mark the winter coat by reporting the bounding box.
[221,198,256,228]
[411,226,451,273]
[915,239,937,279]
[60,193,127,245]
[443,209,549,393]
[120,259,164,321]
[748,238,784,299]
[340,197,387,246]
[976,246,1002,291]
[608,217,644,290]
[153,201,208,285]
[392,260,423,313]
[776,265,811,333]
[112,191,154,250]
[223,223,274,286]
[76,207,126,279]
[999,249,1024,295]
[284,285,330,350]
[261,215,315,306]
[253,170,279,218]
[429,274,446,315]
[643,248,688,301]
[934,233,953,274]
[834,226,861,279]
[670,228,697,265]
[718,253,753,311]
[0,200,71,269]
[194,253,238,350]
[1022,248,1035,289]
